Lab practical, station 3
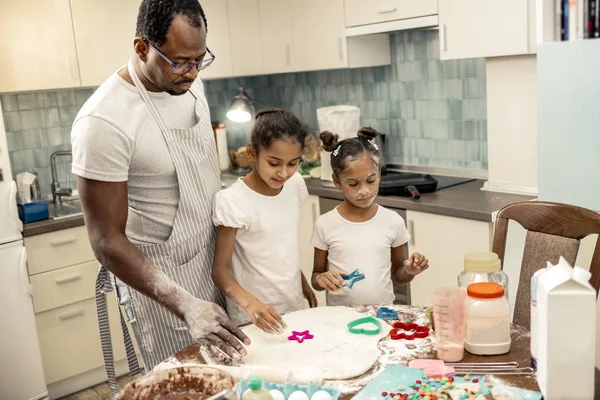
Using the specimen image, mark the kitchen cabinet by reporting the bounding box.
[200,0,234,80]
[258,0,294,74]
[291,0,347,72]
[25,226,138,397]
[298,195,326,307]
[227,0,264,77]
[70,0,141,87]
[344,0,437,28]
[0,0,81,92]
[438,0,536,60]
[406,210,492,306]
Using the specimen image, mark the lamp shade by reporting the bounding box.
[227,86,254,123]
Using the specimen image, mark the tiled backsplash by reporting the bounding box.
[0,30,487,198]
[0,89,94,196]
[204,30,487,170]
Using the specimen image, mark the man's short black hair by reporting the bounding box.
[136,0,207,47]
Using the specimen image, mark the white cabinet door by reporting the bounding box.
[344,0,438,27]
[291,0,347,72]
[259,0,294,74]
[438,0,531,60]
[70,0,141,87]
[406,210,492,307]
[0,0,80,92]
[298,195,326,308]
[227,0,264,77]
[201,0,234,80]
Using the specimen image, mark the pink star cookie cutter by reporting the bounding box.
[287,330,314,343]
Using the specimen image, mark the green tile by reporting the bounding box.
[414,41,428,61]
[57,90,77,107]
[465,140,482,161]
[427,31,440,60]
[400,100,415,118]
[428,61,443,80]
[403,120,422,138]
[33,148,50,168]
[6,131,22,150]
[62,127,72,144]
[447,140,467,160]
[21,129,43,149]
[20,110,43,130]
[448,100,463,119]
[480,142,488,163]
[328,70,341,85]
[17,93,39,110]
[4,111,21,131]
[374,82,389,100]
[59,106,79,126]
[460,59,478,79]
[410,31,427,43]
[363,83,375,100]
[413,81,429,100]
[284,74,297,86]
[462,99,486,119]
[416,138,434,158]
[316,71,328,86]
[374,101,388,119]
[348,84,363,101]
[396,42,415,63]
[462,78,486,99]
[10,149,35,171]
[423,120,450,139]
[75,89,93,106]
[362,68,375,83]
[46,127,63,146]
[433,139,449,159]
[1,94,19,111]
[374,67,388,82]
[448,120,463,139]
[351,68,363,83]
[443,80,463,99]
[42,108,61,128]
[462,120,487,140]
[442,60,461,79]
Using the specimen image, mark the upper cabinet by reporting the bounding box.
[291,0,347,72]
[227,0,264,77]
[0,0,81,92]
[259,0,294,74]
[200,0,234,80]
[438,0,536,60]
[70,0,141,87]
[344,0,437,27]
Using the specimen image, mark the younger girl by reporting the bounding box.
[212,109,317,333]
[311,127,429,306]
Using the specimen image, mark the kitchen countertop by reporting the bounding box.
[306,177,535,222]
[22,173,534,237]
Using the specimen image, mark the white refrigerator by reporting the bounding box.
[0,110,48,399]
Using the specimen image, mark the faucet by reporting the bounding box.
[50,150,73,204]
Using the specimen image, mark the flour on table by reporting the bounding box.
[241,307,392,380]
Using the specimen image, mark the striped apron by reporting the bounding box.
[95,61,225,396]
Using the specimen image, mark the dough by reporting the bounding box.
[241,307,391,380]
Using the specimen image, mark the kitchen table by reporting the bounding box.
[154,305,600,399]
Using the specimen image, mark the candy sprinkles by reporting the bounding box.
[378,376,493,400]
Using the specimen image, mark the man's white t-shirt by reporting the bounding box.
[311,205,411,306]
[71,69,205,245]
[212,173,308,325]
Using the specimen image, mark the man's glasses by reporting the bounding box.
[148,42,215,75]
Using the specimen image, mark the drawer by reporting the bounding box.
[30,260,98,313]
[36,297,130,384]
[25,226,96,275]
[344,0,437,27]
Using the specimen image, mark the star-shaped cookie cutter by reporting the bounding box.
[287,330,314,343]
[340,269,366,289]
[390,321,430,340]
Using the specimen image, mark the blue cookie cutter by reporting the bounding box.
[376,306,399,320]
[340,269,365,289]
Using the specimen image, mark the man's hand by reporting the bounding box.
[403,252,429,276]
[182,298,250,363]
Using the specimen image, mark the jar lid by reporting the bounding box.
[464,252,501,273]
[467,282,504,299]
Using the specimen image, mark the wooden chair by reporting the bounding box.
[492,201,600,329]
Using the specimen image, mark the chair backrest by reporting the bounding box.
[492,201,600,328]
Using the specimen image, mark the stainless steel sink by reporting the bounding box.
[48,199,83,219]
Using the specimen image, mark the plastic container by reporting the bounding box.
[530,266,548,371]
[432,287,467,362]
[242,376,274,400]
[458,252,509,299]
[464,282,511,355]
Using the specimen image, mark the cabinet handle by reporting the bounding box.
[59,309,84,321]
[311,202,318,223]
[338,37,344,61]
[379,7,397,14]
[19,247,33,296]
[409,220,415,247]
[285,44,292,66]
[440,24,448,52]
[50,236,76,247]
[70,57,78,81]
[55,274,82,284]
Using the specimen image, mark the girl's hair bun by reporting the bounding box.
[320,131,339,152]
[357,127,378,140]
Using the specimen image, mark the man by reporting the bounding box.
[71,0,248,392]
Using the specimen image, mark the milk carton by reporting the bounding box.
[536,257,596,399]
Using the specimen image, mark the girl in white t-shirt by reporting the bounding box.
[311,127,430,306]
[212,109,317,333]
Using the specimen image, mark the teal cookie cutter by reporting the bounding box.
[347,316,382,335]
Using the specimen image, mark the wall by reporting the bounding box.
[204,30,489,170]
[485,55,538,195]
[0,89,94,196]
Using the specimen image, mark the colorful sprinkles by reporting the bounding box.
[378,376,492,400]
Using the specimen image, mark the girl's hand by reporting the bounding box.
[315,269,347,292]
[245,299,287,334]
[404,252,429,276]
[303,286,318,308]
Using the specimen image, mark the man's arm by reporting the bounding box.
[78,177,249,359]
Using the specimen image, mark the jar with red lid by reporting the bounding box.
[464,282,511,355]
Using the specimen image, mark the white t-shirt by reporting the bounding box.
[311,205,411,307]
[212,173,309,324]
[71,69,203,246]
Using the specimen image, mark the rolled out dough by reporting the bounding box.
[241,307,391,380]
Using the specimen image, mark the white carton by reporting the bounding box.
[536,257,596,399]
